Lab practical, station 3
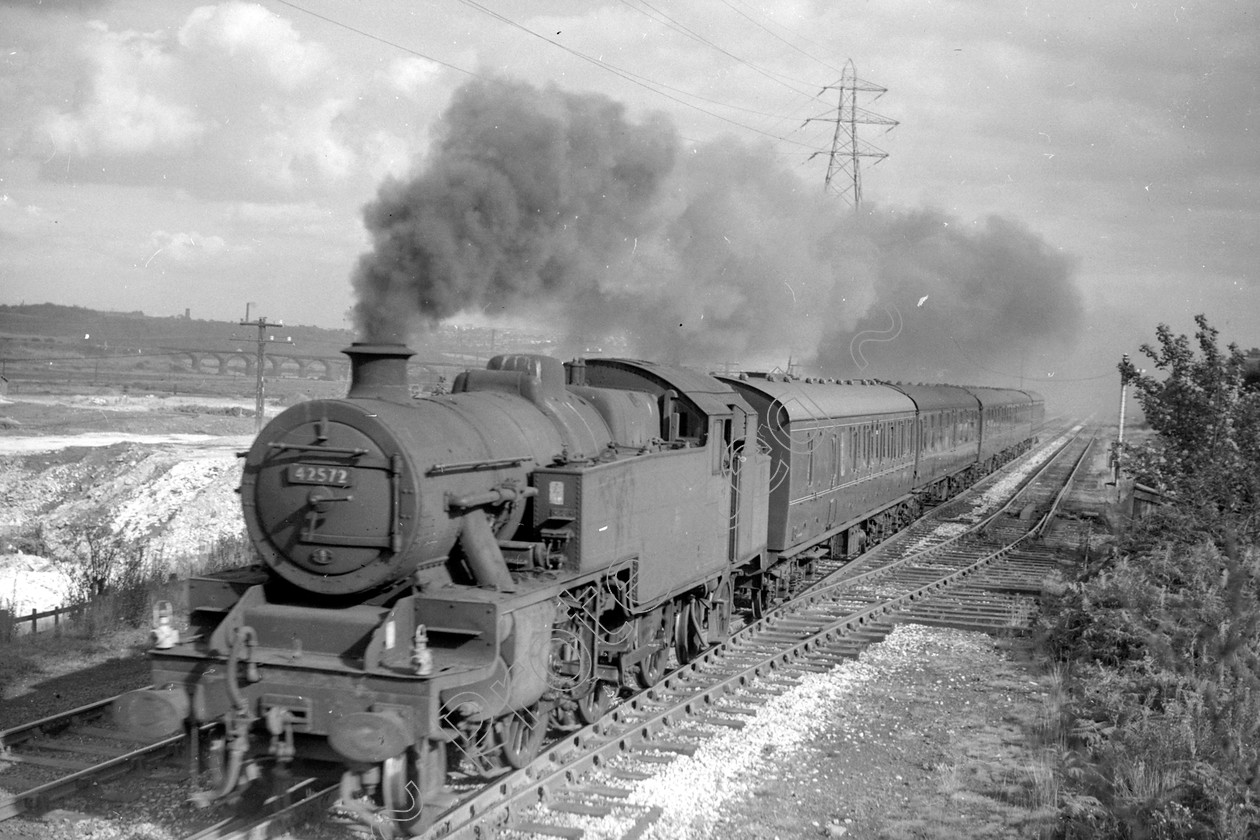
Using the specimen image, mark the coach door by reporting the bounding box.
[721,406,762,565]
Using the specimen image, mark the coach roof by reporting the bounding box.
[885,383,981,412]
[720,376,917,423]
[965,386,1035,408]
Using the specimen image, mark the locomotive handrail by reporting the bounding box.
[427,455,533,475]
[266,442,369,457]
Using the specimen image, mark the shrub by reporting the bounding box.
[1119,314,1260,530]
[197,530,258,574]
[1039,316,1260,838]
[45,519,167,632]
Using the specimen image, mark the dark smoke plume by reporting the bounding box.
[811,210,1084,384]
[352,77,676,344]
[353,77,1083,380]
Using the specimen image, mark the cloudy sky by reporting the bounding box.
[1,0,1256,410]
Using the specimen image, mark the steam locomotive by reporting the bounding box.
[113,343,1042,836]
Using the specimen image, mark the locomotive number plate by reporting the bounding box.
[288,464,355,487]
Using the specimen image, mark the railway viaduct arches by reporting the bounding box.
[168,350,347,380]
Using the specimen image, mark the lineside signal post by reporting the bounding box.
[240,304,285,434]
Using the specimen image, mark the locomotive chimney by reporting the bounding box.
[344,343,415,402]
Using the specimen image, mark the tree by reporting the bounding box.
[1118,314,1260,525]
[48,520,130,602]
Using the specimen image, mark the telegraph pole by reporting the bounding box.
[1117,354,1129,455]
[240,303,283,434]
[1114,353,1141,494]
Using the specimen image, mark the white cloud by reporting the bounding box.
[148,229,229,264]
[44,21,205,156]
[177,2,330,91]
[38,2,429,198]
[385,56,442,96]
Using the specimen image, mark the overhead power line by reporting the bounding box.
[274,0,832,153]
[451,0,825,149]
[618,0,826,97]
[717,0,847,77]
[271,0,481,78]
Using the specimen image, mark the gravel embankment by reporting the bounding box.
[498,624,1056,840]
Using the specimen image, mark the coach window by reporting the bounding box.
[807,433,815,487]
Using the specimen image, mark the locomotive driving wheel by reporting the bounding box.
[499,702,547,769]
[749,576,770,620]
[633,609,669,688]
[636,644,667,687]
[378,748,425,837]
[576,681,615,725]
[673,599,705,665]
[709,579,733,639]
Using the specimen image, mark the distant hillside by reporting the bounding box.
[0,303,560,365]
[0,303,354,357]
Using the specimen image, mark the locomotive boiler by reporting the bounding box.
[113,343,770,835]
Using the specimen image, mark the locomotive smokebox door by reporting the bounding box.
[242,404,421,596]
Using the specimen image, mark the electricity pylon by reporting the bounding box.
[805,59,898,209]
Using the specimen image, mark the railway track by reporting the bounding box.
[179,776,341,840]
[1,427,1091,840]
[0,701,345,840]
[0,691,184,821]
[412,427,1093,840]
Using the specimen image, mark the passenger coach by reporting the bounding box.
[720,375,919,589]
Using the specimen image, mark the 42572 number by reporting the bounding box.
[288,464,354,487]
